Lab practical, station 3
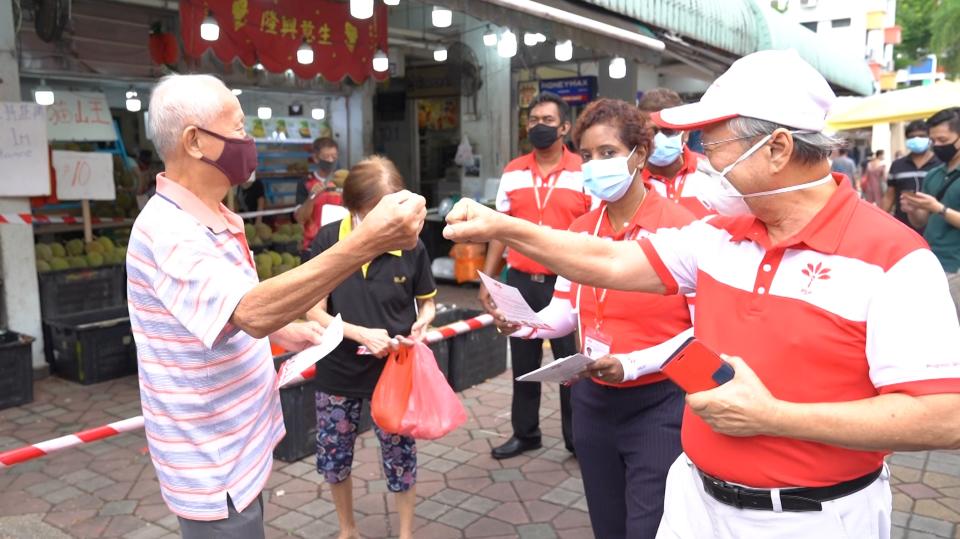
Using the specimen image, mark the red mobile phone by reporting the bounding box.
[660,337,735,393]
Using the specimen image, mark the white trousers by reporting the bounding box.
[656,454,892,539]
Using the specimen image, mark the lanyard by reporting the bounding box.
[662,169,690,202]
[589,207,610,331]
[532,172,560,225]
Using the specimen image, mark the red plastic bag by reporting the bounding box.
[371,346,415,434]
[399,342,468,439]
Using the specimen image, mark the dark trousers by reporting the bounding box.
[506,268,576,449]
[572,379,684,539]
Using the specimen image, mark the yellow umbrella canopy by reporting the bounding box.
[826,81,960,131]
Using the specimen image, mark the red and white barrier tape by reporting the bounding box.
[0,313,494,468]
[0,214,133,226]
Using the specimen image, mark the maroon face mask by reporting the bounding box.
[195,126,259,186]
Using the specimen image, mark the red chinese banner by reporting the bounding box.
[180,0,389,83]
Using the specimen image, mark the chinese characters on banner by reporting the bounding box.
[0,102,51,197]
[180,0,389,83]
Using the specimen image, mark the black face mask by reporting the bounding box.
[528,123,561,150]
[316,158,335,174]
[932,137,960,164]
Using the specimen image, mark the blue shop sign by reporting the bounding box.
[539,76,597,105]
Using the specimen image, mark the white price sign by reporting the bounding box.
[0,102,51,196]
[53,150,115,201]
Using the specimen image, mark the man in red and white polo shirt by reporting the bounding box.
[480,92,594,460]
[638,87,745,218]
[444,50,960,538]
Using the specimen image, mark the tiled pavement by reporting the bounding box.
[2,287,960,538]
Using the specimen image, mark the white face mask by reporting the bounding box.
[581,146,641,202]
[709,132,834,215]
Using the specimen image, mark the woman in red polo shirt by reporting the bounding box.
[501,99,696,538]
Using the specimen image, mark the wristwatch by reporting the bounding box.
[940,204,949,216]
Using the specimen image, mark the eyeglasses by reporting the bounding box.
[700,133,761,148]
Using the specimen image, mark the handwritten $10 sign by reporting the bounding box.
[52,151,115,201]
[0,102,51,197]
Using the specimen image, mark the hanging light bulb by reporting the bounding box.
[200,13,220,41]
[372,49,389,72]
[311,108,326,120]
[433,47,448,62]
[482,27,498,47]
[383,0,399,5]
[297,41,314,64]
[554,40,573,62]
[257,107,272,120]
[497,30,517,58]
[609,56,626,79]
[231,88,243,96]
[523,32,538,47]
[125,88,142,112]
[349,0,374,19]
[432,6,452,28]
[34,80,54,106]
[254,63,264,71]
[536,33,547,43]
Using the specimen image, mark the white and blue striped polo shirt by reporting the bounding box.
[126,174,285,521]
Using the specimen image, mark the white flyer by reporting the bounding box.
[276,314,344,388]
[516,353,596,383]
[477,272,554,330]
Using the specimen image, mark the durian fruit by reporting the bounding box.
[85,241,105,255]
[68,256,88,268]
[50,243,66,258]
[274,263,292,275]
[36,260,52,272]
[86,252,105,267]
[255,223,273,242]
[268,251,282,266]
[280,252,296,267]
[35,243,54,262]
[50,257,69,271]
[244,224,256,239]
[97,236,116,254]
[66,239,85,256]
[254,253,274,272]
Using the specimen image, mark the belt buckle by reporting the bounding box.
[705,475,744,509]
[531,273,546,283]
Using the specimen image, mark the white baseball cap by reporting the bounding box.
[653,49,837,132]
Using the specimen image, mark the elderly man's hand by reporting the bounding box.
[685,355,781,438]
[443,199,504,244]
[361,190,427,251]
[270,321,326,353]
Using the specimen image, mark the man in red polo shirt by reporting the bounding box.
[444,50,960,538]
[480,92,593,459]
[638,88,746,218]
[295,137,343,254]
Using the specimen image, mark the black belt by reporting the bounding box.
[698,467,882,512]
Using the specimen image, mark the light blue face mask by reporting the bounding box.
[905,136,931,154]
[648,132,684,167]
[581,147,639,202]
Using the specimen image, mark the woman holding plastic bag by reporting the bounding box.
[496,99,695,538]
[306,156,437,539]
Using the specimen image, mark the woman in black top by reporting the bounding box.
[307,155,436,539]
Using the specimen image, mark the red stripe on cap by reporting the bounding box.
[0,445,47,466]
[651,111,739,131]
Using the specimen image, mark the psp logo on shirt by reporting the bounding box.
[394,276,407,284]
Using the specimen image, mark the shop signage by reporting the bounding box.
[407,65,460,98]
[539,76,597,105]
[45,91,117,142]
[0,102,51,197]
[52,150,115,201]
[245,116,331,143]
[180,0,389,83]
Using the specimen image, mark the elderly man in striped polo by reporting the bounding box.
[127,74,425,539]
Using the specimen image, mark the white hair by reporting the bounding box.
[727,117,844,164]
[147,74,229,162]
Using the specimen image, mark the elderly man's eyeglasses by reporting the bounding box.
[701,134,761,148]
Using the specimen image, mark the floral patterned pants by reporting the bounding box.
[315,391,417,492]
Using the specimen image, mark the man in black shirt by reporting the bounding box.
[883,120,942,230]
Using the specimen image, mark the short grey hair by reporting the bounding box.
[727,117,844,164]
[147,74,229,162]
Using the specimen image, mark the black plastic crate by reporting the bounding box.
[0,332,34,410]
[45,308,136,385]
[38,266,126,320]
[444,308,507,391]
[270,240,300,256]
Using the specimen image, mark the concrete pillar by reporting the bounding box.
[0,0,45,368]
[460,25,511,182]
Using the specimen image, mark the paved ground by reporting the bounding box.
[2,284,960,538]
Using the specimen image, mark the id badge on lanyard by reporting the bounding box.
[580,208,613,360]
[533,174,559,226]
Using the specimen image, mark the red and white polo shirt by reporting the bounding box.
[644,146,742,218]
[556,189,696,388]
[639,174,960,488]
[496,147,594,275]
